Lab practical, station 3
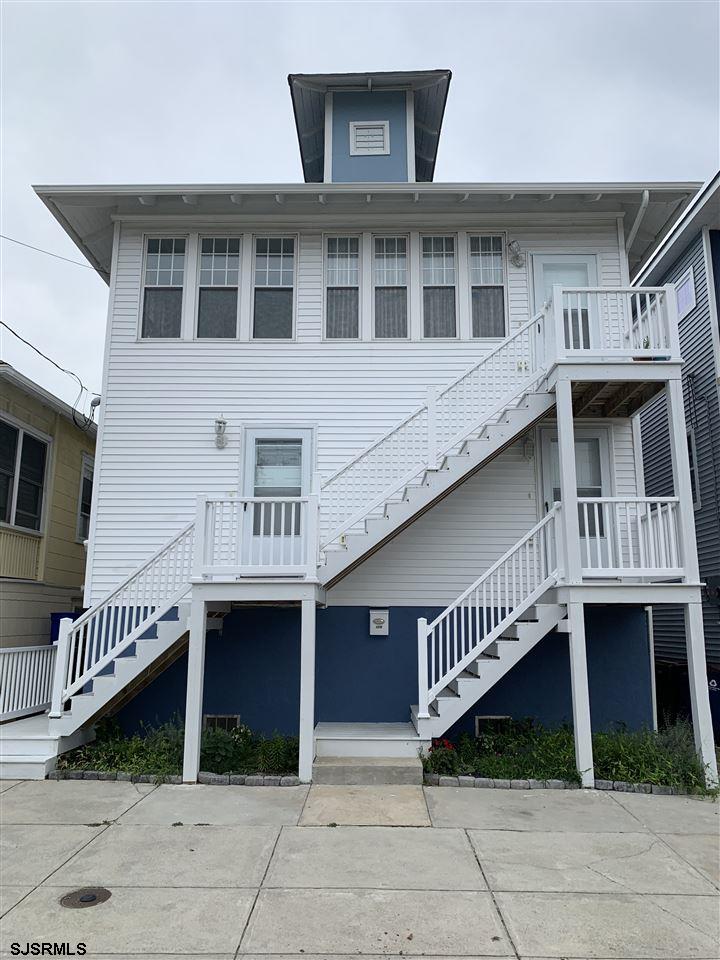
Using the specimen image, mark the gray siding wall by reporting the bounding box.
[639,232,720,665]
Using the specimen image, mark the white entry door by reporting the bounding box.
[532,254,598,351]
[541,429,611,568]
[243,428,313,571]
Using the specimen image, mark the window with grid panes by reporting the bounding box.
[197,238,240,338]
[325,238,359,338]
[0,419,47,531]
[422,236,456,337]
[470,236,506,337]
[141,238,185,338]
[253,238,295,339]
[373,237,408,338]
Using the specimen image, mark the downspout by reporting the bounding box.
[625,189,650,259]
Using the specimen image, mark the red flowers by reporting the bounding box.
[431,737,455,752]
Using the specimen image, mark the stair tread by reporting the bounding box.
[313,756,421,767]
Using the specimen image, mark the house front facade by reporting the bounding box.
[2,69,716,786]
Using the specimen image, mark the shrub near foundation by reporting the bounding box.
[56,718,299,777]
[421,718,714,793]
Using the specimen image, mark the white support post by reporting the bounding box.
[684,601,719,787]
[192,495,207,581]
[298,598,316,783]
[665,377,700,581]
[664,284,682,359]
[416,618,429,723]
[567,601,594,788]
[552,284,566,360]
[48,617,72,724]
[305,494,320,578]
[555,377,582,584]
[182,597,207,783]
[426,387,438,470]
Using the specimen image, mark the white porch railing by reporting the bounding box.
[194,496,319,580]
[320,313,544,548]
[578,497,683,578]
[52,522,195,708]
[417,506,561,713]
[0,645,56,721]
[549,285,680,360]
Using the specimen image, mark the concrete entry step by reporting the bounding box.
[314,722,428,758]
[312,756,424,786]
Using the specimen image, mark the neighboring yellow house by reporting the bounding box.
[0,364,96,648]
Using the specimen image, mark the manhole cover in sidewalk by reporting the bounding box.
[60,887,112,909]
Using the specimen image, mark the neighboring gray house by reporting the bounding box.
[635,173,720,677]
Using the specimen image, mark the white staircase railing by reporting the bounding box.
[417,505,561,714]
[0,645,56,721]
[320,313,544,548]
[578,497,683,578]
[50,522,195,712]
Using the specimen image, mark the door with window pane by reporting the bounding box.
[541,430,610,567]
[243,429,311,570]
[532,255,598,350]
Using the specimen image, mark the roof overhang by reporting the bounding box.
[288,69,452,183]
[0,363,98,436]
[34,180,701,284]
[632,170,720,284]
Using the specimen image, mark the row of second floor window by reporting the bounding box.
[139,233,508,342]
[0,416,94,539]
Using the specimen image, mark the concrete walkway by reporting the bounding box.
[0,779,718,958]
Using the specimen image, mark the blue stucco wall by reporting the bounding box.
[114,604,653,736]
[331,91,408,183]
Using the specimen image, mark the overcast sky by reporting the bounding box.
[1,0,718,413]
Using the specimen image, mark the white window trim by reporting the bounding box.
[137,233,188,342]
[0,412,52,536]
[250,234,298,342]
[687,427,701,511]
[371,233,411,341]
[322,233,362,341]
[76,452,95,544]
[194,234,242,341]
[420,233,460,340]
[467,233,509,340]
[676,265,696,320]
[349,120,390,156]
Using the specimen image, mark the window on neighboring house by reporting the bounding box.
[373,237,408,338]
[470,235,506,337]
[253,238,295,339]
[325,237,360,339]
[422,236,456,337]
[77,455,94,541]
[0,419,48,531]
[141,238,186,338]
[687,429,701,510]
[676,267,696,320]
[349,120,389,156]
[197,238,240,338]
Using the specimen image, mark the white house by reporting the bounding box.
[1,69,716,787]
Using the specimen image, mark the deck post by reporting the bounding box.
[567,601,594,787]
[182,596,207,783]
[48,617,72,725]
[298,598,316,783]
[665,376,700,581]
[416,618,430,723]
[555,377,582,583]
[684,601,718,787]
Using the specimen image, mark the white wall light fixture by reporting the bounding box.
[214,415,228,449]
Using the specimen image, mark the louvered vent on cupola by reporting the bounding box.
[349,121,390,156]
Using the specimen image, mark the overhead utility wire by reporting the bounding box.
[1,234,94,270]
[0,321,99,431]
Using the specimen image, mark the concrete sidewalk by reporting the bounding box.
[0,779,717,958]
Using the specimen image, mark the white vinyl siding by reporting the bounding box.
[87,220,624,601]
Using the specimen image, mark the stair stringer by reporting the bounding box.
[320,387,555,588]
[49,603,190,738]
[412,599,568,739]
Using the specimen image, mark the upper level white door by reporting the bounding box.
[532,254,598,350]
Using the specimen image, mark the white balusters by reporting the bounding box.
[555,287,675,357]
[0,644,57,721]
[577,498,682,577]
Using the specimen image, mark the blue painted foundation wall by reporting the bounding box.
[114,605,654,736]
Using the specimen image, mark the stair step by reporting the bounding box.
[311,756,423,786]
[314,722,424,759]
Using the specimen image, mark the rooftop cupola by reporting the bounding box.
[288,69,451,184]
